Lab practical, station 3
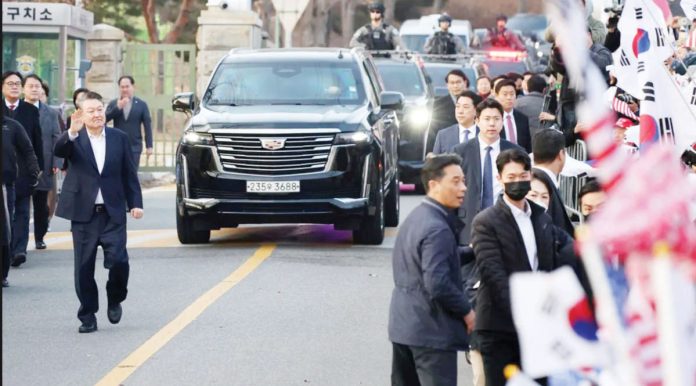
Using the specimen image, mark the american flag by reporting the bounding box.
[611,93,639,121]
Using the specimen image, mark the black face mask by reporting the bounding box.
[504,181,531,201]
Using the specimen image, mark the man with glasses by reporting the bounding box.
[2,71,43,268]
[350,2,402,50]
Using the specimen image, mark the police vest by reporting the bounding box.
[365,24,394,50]
[428,31,457,55]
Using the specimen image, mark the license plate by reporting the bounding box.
[246,181,300,193]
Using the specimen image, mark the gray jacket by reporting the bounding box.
[388,197,471,351]
[515,92,545,138]
[36,102,62,191]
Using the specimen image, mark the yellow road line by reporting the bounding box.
[94,243,276,386]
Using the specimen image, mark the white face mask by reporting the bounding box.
[532,199,548,211]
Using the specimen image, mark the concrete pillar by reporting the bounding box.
[196,6,263,96]
[85,24,124,102]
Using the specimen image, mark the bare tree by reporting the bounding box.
[341,0,357,45]
[162,0,195,43]
[141,0,159,43]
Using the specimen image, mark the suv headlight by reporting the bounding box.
[182,131,215,146]
[333,131,372,145]
[406,107,431,127]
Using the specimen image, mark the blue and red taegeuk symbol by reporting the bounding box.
[640,114,659,145]
[567,298,598,341]
[632,29,651,57]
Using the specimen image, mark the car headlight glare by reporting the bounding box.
[183,131,215,145]
[407,107,431,127]
[334,131,372,145]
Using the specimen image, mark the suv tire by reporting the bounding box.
[384,173,399,227]
[176,185,211,244]
[353,164,385,245]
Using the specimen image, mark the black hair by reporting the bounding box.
[496,148,532,174]
[578,179,602,205]
[526,75,547,93]
[506,72,523,81]
[456,90,482,106]
[2,71,23,84]
[421,154,463,192]
[118,75,135,86]
[82,91,104,104]
[476,75,491,85]
[532,129,565,164]
[41,82,50,98]
[475,98,504,118]
[531,169,554,194]
[22,74,43,87]
[496,14,508,22]
[72,87,90,107]
[494,79,517,95]
[445,69,470,87]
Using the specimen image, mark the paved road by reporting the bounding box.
[2,185,475,385]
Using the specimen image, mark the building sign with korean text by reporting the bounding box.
[2,2,93,32]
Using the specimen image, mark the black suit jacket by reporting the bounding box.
[388,198,471,351]
[3,100,44,197]
[471,198,572,333]
[501,109,532,153]
[452,137,522,245]
[429,96,458,153]
[105,96,153,153]
[54,128,142,225]
[533,167,575,237]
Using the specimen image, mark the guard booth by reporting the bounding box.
[2,2,93,107]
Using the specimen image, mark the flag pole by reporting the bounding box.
[651,243,683,386]
[576,226,641,386]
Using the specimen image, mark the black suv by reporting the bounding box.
[172,48,402,245]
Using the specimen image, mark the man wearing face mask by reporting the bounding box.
[531,129,574,237]
[470,148,574,386]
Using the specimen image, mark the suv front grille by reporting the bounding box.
[211,130,337,176]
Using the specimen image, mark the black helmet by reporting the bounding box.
[496,14,508,22]
[438,14,452,24]
[367,2,385,14]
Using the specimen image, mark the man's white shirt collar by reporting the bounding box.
[535,165,559,188]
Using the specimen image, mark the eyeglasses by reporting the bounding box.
[4,82,21,87]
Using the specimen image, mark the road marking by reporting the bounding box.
[94,243,276,386]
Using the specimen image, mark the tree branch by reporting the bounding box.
[141,0,160,43]
[163,0,195,43]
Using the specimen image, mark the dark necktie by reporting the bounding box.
[481,146,494,209]
[463,129,470,143]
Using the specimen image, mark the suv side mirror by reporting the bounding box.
[379,91,404,111]
[172,92,195,113]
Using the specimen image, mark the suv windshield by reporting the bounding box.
[375,62,427,97]
[423,64,476,91]
[506,15,548,36]
[204,61,366,106]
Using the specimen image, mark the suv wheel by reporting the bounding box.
[353,165,385,245]
[176,185,211,244]
[384,173,399,227]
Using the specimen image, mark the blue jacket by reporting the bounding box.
[105,96,153,153]
[54,128,142,224]
[388,197,472,351]
[433,124,479,154]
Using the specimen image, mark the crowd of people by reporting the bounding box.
[2,72,151,333]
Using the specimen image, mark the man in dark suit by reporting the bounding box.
[22,75,62,250]
[532,129,574,236]
[429,70,469,149]
[495,79,532,153]
[2,117,40,287]
[2,71,44,267]
[515,75,547,138]
[54,92,143,333]
[471,148,573,386]
[432,90,481,154]
[452,99,522,246]
[105,75,153,168]
[389,154,475,386]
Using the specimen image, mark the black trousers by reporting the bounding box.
[2,244,9,281]
[391,343,457,386]
[477,331,520,386]
[71,210,129,323]
[32,190,49,242]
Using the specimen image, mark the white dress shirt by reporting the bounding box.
[503,110,517,144]
[69,129,106,204]
[535,165,559,188]
[503,196,538,270]
[459,124,477,144]
[5,99,19,109]
[478,137,503,202]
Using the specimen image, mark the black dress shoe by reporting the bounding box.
[35,241,47,250]
[2,279,8,288]
[108,303,122,324]
[79,320,98,333]
[11,254,26,267]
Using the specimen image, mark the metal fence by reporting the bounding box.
[123,43,196,171]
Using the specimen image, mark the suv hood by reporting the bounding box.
[192,105,369,130]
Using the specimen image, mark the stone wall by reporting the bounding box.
[85,24,124,101]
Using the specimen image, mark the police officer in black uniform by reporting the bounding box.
[424,14,467,55]
[349,2,402,50]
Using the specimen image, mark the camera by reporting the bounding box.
[616,93,635,104]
